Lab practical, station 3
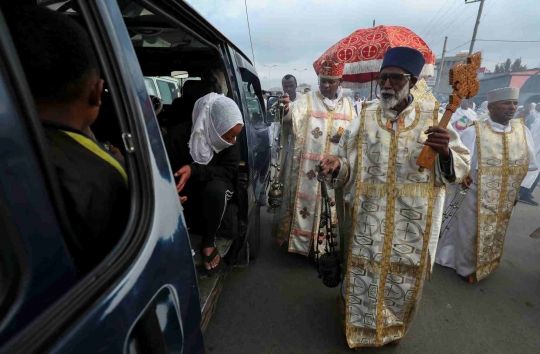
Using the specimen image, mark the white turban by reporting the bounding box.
[488,87,519,103]
[189,93,244,165]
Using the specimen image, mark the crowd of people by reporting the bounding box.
[268,46,539,349]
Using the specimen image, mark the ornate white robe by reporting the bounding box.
[333,100,470,348]
[271,91,355,256]
[436,118,538,280]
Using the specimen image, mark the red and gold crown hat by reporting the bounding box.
[318,58,344,80]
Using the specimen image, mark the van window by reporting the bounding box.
[156,80,177,104]
[242,82,264,125]
[144,78,158,96]
[0,1,156,348]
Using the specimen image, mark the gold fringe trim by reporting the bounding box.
[359,183,432,198]
[359,183,387,197]
[396,183,432,198]
[351,257,419,277]
[346,325,404,348]
[476,258,501,281]
[478,212,511,224]
[481,165,528,176]
[444,185,451,195]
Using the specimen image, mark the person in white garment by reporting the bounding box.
[281,74,302,104]
[271,60,355,256]
[519,103,540,205]
[320,47,470,349]
[524,102,540,130]
[352,92,363,116]
[436,87,539,283]
[268,75,303,171]
[449,98,478,135]
[476,100,489,121]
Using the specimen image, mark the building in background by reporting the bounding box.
[476,69,540,105]
[434,51,468,94]
[476,67,492,80]
[297,84,311,93]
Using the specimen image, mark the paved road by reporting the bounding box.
[205,195,540,353]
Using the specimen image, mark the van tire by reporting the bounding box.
[247,206,261,260]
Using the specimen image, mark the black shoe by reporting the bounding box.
[518,197,539,206]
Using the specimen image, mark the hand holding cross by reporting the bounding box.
[416,52,482,172]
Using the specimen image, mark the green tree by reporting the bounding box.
[511,57,528,72]
[503,58,512,73]
[494,63,501,74]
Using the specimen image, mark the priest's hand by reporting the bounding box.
[461,174,473,188]
[281,93,291,112]
[424,126,450,159]
[319,155,341,175]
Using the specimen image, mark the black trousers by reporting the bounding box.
[183,179,234,249]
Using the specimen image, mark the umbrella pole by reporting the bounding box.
[370,72,373,100]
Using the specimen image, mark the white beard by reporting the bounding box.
[380,84,410,110]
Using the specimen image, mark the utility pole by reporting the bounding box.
[294,68,307,86]
[263,64,277,90]
[467,0,486,55]
[435,37,448,94]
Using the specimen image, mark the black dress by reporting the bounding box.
[164,122,240,248]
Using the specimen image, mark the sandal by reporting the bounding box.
[459,274,475,283]
[202,247,224,277]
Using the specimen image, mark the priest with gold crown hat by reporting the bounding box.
[436,87,538,283]
[270,57,355,257]
[319,47,471,348]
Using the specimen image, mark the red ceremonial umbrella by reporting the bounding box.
[313,25,436,89]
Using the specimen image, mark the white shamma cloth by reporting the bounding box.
[189,93,243,165]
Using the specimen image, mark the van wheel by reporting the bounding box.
[247,206,261,260]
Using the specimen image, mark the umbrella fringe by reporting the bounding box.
[342,81,376,89]
[419,64,435,78]
[343,60,435,78]
[343,59,383,75]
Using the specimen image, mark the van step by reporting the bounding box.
[198,271,226,332]
[189,233,232,331]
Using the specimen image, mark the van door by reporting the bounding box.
[233,51,272,208]
[0,1,203,353]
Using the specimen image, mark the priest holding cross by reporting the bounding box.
[319,47,471,348]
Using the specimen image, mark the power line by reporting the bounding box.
[423,0,461,39]
[445,40,472,53]
[244,0,256,68]
[426,3,470,43]
[481,0,500,19]
[477,39,540,43]
[419,0,452,36]
[445,49,501,63]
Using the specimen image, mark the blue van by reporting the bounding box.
[0,0,270,352]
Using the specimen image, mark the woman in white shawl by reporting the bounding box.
[168,93,244,275]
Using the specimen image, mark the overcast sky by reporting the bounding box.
[185,0,540,90]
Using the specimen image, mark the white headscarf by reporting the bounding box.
[189,93,243,165]
[321,86,344,110]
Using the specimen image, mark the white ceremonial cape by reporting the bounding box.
[436,118,538,280]
[333,99,470,348]
[271,91,355,256]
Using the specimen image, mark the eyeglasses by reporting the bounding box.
[376,73,411,85]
